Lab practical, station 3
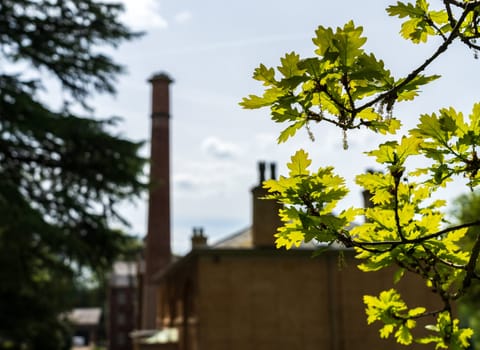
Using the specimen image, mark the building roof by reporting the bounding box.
[212,226,329,250]
[213,227,252,248]
[152,221,354,283]
[67,308,101,327]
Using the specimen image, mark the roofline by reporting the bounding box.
[152,246,354,282]
[210,225,251,247]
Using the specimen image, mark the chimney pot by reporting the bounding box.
[148,72,174,84]
[258,161,266,184]
[270,162,277,180]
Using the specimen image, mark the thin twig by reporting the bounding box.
[353,219,480,247]
[355,6,472,114]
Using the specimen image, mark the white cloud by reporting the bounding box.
[117,0,168,30]
[174,11,193,24]
[174,173,200,191]
[173,160,249,197]
[201,137,240,159]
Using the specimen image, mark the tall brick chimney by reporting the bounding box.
[251,162,282,248]
[142,72,173,329]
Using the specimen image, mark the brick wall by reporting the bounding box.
[194,250,440,350]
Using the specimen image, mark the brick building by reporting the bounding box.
[127,72,441,350]
[107,261,136,350]
[151,165,440,350]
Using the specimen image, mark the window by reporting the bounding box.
[117,312,126,326]
[116,291,126,305]
[116,333,125,346]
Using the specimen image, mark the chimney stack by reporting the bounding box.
[251,162,282,248]
[191,227,208,249]
[143,72,173,329]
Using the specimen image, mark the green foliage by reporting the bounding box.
[419,312,474,350]
[411,104,480,187]
[240,20,440,146]
[263,150,355,249]
[452,191,480,348]
[387,0,450,43]
[0,1,144,349]
[243,1,480,348]
[364,289,425,345]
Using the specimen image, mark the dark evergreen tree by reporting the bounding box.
[0,1,145,348]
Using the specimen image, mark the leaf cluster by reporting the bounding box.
[243,1,480,348]
[240,21,440,145]
[263,150,355,249]
[364,289,426,345]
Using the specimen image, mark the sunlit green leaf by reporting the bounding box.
[287,149,311,176]
[278,52,304,79]
[278,121,305,143]
[253,63,276,86]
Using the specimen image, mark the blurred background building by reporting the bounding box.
[107,262,136,350]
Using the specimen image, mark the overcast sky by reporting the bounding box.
[81,1,479,254]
